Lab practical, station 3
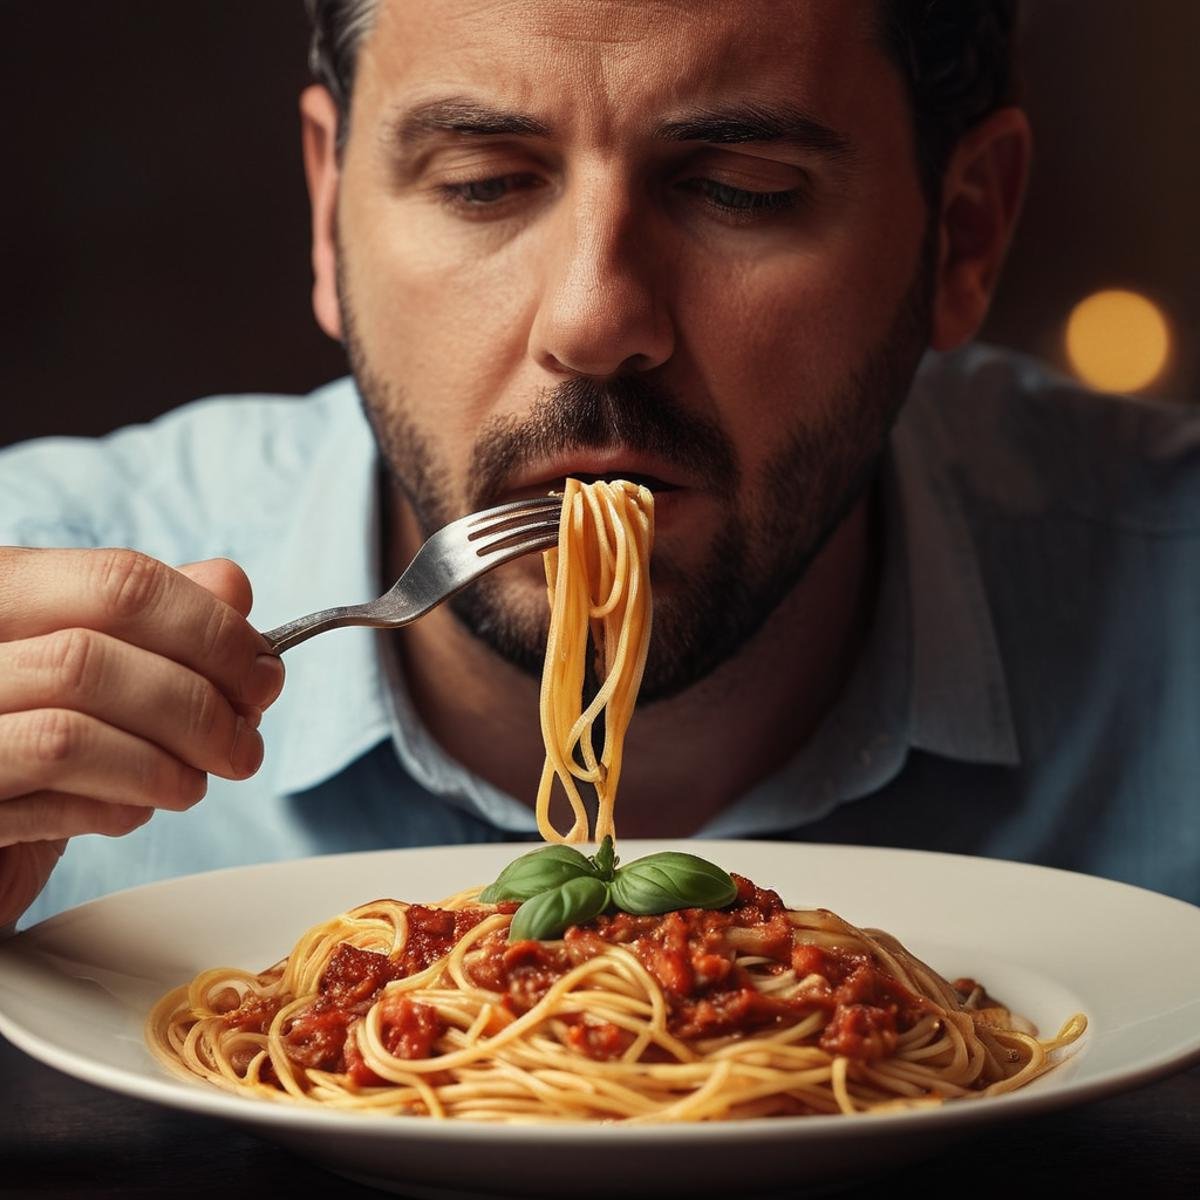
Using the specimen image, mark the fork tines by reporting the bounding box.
[465,495,563,557]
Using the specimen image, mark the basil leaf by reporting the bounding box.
[509,876,611,941]
[479,845,597,903]
[590,835,618,881]
[610,852,738,914]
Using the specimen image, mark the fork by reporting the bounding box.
[261,496,562,654]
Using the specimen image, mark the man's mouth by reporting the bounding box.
[546,471,679,493]
[501,455,691,503]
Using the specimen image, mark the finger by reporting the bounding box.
[0,547,284,708]
[0,708,207,811]
[0,629,265,781]
[0,792,153,847]
[0,841,68,928]
[176,558,254,619]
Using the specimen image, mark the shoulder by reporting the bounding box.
[907,343,1200,535]
[903,347,1200,820]
[0,378,362,559]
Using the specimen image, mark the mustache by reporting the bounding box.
[467,375,739,510]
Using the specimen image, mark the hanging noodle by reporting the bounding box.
[536,478,653,843]
[147,478,1085,1120]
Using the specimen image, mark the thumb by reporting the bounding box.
[176,558,255,619]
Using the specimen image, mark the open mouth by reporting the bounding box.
[497,456,694,507]
[549,471,680,494]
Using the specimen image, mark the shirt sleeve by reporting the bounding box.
[0,432,127,549]
[0,392,324,564]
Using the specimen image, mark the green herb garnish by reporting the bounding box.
[480,836,737,941]
[478,844,597,903]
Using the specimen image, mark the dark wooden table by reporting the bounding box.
[2,1034,1196,1199]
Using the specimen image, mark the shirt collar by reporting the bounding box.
[896,357,1020,767]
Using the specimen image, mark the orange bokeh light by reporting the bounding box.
[1065,289,1171,394]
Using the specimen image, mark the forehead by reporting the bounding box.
[356,0,890,137]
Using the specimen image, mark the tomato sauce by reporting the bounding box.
[394,904,509,977]
[459,875,929,1061]
[219,993,281,1032]
[220,876,928,1078]
[220,905,506,1078]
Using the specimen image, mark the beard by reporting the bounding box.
[345,246,932,704]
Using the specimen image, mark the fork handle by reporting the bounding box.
[262,604,401,654]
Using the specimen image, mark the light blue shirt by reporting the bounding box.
[4,344,1198,927]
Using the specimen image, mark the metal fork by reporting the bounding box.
[262,496,562,654]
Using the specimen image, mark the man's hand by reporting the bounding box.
[0,549,285,927]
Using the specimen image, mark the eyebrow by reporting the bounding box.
[655,103,854,161]
[386,98,552,145]
[382,97,853,162]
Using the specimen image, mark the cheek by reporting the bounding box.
[338,184,535,468]
[676,215,922,466]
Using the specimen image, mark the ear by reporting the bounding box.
[300,85,343,342]
[929,106,1032,352]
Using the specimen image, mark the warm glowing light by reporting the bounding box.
[1065,289,1170,394]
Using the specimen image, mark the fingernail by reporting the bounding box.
[246,654,285,706]
[231,718,265,776]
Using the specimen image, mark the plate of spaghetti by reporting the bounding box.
[3,842,1200,1198]
[1,480,1199,1197]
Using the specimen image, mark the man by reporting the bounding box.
[2,0,1197,932]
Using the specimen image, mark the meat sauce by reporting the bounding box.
[220,903,512,1084]
[219,877,928,1081]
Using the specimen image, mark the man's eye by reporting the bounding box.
[685,179,801,216]
[438,174,540,207]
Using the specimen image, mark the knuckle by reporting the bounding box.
[95,549,165,624]
[42,628,103,703]
[25,709,84,769]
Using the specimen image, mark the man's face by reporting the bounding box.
[332,0,931,699]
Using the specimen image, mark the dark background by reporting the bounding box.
[2,0,1197,450]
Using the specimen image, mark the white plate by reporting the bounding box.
[1,842,1198,1199]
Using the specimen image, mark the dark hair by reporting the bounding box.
[305,0,1018,198]
[879,1,1019,200]
[304,0,378,125]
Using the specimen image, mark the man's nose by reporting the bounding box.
[528,180,675,379]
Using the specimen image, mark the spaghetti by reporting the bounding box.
[146,876,1085,1120]
[536,478,653,844]
[147,477,1085,1119]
